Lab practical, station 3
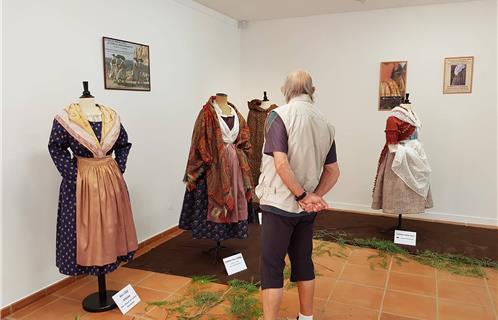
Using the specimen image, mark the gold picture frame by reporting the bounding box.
[443,56,474,94]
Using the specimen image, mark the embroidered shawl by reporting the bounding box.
[184,96,253,223]
[55,104,121,158]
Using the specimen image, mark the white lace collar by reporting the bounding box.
[212,101,240,144]
[391,106,422,128]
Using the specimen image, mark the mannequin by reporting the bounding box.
[48,81,138,312]
[400,93,412,112]
[372,92,433,228]
[246,92,278,223]
[260,91,273,110]
[215,93,232,116]
[79,82,102,120]
[180,95,253,261]
[388,93,413,153]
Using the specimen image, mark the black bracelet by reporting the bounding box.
[295,191,307,202]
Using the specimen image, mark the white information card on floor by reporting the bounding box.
[394,230,417,246]
[112,284,141,315]
[223,253,247,276]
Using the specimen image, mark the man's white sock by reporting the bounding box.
[299,313,313,320]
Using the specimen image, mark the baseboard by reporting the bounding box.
[1,225,181,319]
[328,201,498,229]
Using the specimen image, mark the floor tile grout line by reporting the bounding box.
[334,279,431,296]
[377,256,393,320]
[483,277,498,320]
[324,299,381,312]
[10,296,70,320]
[323,254,348,307]
[133,272,156,286]
[131,283,187,296]
[390,269,437,279]
[333,276,489,301]
[436,277,486,286]
[380,311,426,320]
[435,269,439,320]
[143,291,178,317]
[51,279,90,298]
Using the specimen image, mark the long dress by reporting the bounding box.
[48,104,137,276]
[372,107,433,214]
[179,98,253,241]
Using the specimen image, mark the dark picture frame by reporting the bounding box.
[378,61,408,111]
[102,37,151,91]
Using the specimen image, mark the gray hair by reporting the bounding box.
[281,70,315,103]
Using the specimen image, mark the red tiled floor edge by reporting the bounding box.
[0,225,181,319]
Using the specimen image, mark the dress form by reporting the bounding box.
[78,81,102,120]
[215,93,232,116]
[260,91,272,110]
[79,98,102,119]
[388,93,412,153]
[76,83,118,313]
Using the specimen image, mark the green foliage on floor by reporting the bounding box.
[313,229,498,278]
[145,276,262,320]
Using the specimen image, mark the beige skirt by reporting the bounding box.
[372,152,433,214]
[76,156,138,266]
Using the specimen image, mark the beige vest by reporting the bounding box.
[255,94,335,213]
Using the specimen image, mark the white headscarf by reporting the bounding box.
[390,106,422,128]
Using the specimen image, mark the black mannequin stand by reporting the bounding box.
[203,241,227,263]
[262,91,269,102]
[381,214,405,234]
[82,275,118,313]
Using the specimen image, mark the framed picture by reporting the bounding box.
[378,61,408,111]
[102,37,151,91]
[443,56,474,94]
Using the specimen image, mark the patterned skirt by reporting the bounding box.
[179,174,249,241]
[372,152,433,214]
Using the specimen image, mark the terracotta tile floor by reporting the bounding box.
[4,238,498,320]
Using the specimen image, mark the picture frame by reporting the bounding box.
[378,61,408,111]
[102,37,151,91]
[443,56,474,94]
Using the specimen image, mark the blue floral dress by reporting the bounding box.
[48,119,134,276]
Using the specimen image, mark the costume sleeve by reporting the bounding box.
[184,109,211,190]
[236,112,252,155]
[385,116,400,145]
[263,111,288,156]
[48,119,77,182]
[325,141,337,164]
[113,124,132,173]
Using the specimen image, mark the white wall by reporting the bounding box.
[241,0,497,226]
[1,0,241,306]
[2,0,497,309]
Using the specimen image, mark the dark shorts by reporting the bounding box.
[260,210,317,289]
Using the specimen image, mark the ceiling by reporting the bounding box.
[193,0,473,21]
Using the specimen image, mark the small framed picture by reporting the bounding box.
[378,61,408,111]
[102,37,151,91]
[443,56,474,94]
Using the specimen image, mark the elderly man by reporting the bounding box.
[256,70,340,320]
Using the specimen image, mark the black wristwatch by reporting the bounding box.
[295,191,307,202]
